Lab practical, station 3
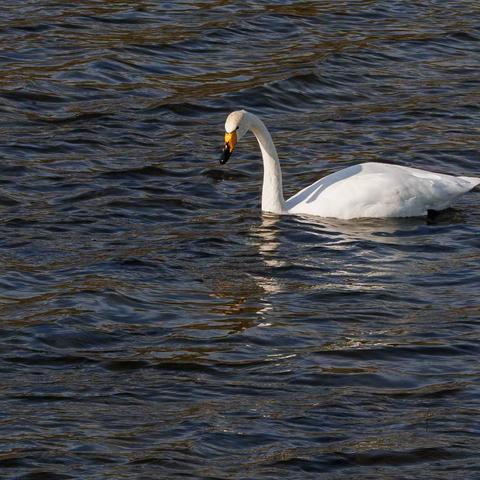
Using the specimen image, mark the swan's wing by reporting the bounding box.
[286,162,479,219]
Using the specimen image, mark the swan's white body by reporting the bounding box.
[222,110,479,220]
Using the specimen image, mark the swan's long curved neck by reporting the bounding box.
[248,114,285,214]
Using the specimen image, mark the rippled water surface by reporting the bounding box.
[1,1,480,478]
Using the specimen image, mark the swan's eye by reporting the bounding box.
[236,126,239,130]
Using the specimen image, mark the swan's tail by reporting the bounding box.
[460,176,480,190]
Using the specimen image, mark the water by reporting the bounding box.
[1,1,480,478]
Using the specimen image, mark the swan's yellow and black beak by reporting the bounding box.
[220,131,236,164]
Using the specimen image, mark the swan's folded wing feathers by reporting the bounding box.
[286,162,479,219]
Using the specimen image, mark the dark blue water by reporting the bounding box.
[1,2,480,479]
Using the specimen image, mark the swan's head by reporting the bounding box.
[220,110,250,164]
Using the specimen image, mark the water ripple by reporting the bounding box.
[0,0,479,478]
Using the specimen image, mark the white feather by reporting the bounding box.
[223,111,479,219]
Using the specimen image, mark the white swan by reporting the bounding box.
[220,110,479,219]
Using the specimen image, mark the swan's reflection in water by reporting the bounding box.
[248,213,416,295]
[249,214,287,297]
[205,210,462,341]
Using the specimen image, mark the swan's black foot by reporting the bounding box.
[427,209,440,219]
[426,207,460,224]
[426,208,444,224]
